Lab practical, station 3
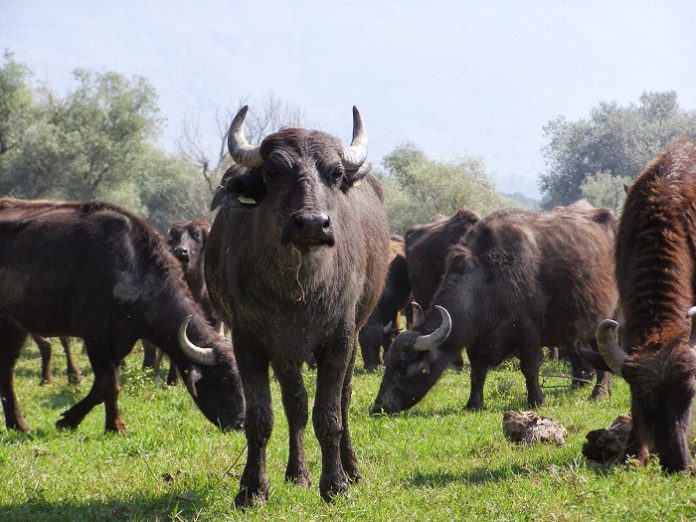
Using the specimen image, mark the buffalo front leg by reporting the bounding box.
[314,335,351,501]
[465,356,488,410]
[0,320,29,431]
[273,364,310,487]
[519,340,544,408]
[60,337,82,384]
[340,341,360,483]
[32,335,53,385]
[102,362,127,432]
[234,345,272,508]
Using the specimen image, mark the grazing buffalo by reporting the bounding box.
[372,204,617,414]
[31,335,82,385]
[594,140,696,472]
[358,237,411,371]
[202,106,389,506]
[0,198,245,433]
[142,220,220,384]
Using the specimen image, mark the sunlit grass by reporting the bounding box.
[1,341,696,520]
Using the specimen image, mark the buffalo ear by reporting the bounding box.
[210,167,267,210]
[341,163,371,192]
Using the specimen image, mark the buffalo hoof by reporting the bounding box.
[233,484,269,509]
[6,419,30,433]
[590,385,610,401]
[285,467,311,488]
[465,401,484,411]
[39,378,51,386]
[68,373,82,385]
[105,421,127,433]
[55,416,78,431]
[319,473,349,502]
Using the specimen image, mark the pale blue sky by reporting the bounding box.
[2,0,695,197]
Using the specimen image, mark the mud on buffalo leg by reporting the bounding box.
[234,341,272,508]
[273,363,310,487]
[32,335,53,385]
[465,357,488,410]
[339,341,360,483]
[590,370,612,400]
[313,329,353,501]
[102,359,127,432]
[518,333,544,407]
[0,319,30,431]
[60,337,82,384]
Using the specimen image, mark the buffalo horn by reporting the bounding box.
[411,302,424,327]
[178,315,216,366]
[227,105,263,168]
[595,319,626,376]
[340,106,368,170]
[686,306,696,346]
[383,321,393,335]
[413,305,453,351]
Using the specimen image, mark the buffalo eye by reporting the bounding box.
[331,166,344,182]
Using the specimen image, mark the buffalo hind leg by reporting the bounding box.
[234,342,272,508]
[519,338,544,407]
[60,337,82,384]
[33,335,53,385]
[273,363,310,487]
[590,370,612,400]
[314,331,352,501]
[466,356,488,410]
[0,320,30,431]
[340,341,360,483]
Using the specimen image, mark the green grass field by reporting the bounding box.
[1,341,696,521]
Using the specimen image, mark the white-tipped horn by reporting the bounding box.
[687,307,696,346]
[340,106,368,170]
[596,319,626,376]
[227,105,263,168]
[411,302,424,327]
[178,316,216,366]
[413,306,453,351]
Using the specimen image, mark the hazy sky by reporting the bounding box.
[2,0,695,197]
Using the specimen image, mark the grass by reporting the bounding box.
[2,343,696,521]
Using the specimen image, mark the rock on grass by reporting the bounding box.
[503,411,568,445]
[582,414,632,463]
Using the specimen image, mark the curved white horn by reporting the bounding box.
[178,315,216,366]
[227,105,263,168]
[596,319,626,376]
[340,106,368,170]
[686,306,696,346]
[411,302,424,327]
[413,306,453,351]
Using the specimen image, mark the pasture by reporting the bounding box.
[1,341,695,521]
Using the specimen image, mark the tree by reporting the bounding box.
[0,50,35,160]
[378,143,509,234]
[539,91,696,207]
[579,170,630,212]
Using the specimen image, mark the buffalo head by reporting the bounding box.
[167,221,210,268]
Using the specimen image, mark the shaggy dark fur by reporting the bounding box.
[358,237,411,371]
[207,126,389,505]
[373,204,617,414]
[609,139,696,472]
[0,198,244,433]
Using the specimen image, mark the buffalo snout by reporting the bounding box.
[173,246,189,262]
[283,212,335,246]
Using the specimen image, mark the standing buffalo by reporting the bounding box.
[372,204,617,414]
[594,140,696,472]
[142,220,220,384]
[358,237,411,371]
[203,106,389,506]
[0,198,245,433]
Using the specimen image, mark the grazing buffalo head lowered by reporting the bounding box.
[372,303,453,414]
[219,105,369,252]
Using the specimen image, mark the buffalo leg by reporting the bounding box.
[234,343,272,508]
[102,361,126,432]
[273,363,310,487]
[590,370,612,400]
[32,335,53,385]
[340,341,360,483]
[141,340,157,370]
[450,352,465,372]
[60,337,82,384]
[625,395,652,465]
[313,332,352,501]
[0,320,30,431]
[465,357,488,410]
[165,358,178,385]
[519,340,544,407]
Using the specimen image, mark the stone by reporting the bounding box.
[503,411,568,445]
[582,414,632,463]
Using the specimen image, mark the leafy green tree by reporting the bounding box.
[0,50,35,162]
[579,170,630,212]
[539,91,696,207]
[378,143,509,234]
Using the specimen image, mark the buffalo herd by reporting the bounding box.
[0,107,695,506]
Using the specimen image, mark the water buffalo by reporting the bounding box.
[0,198,245,433]
[358,237,410,371]
[372,204,617,414]
[142,220,220,384]
[202,106,389,506]
[594,139,696,472]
